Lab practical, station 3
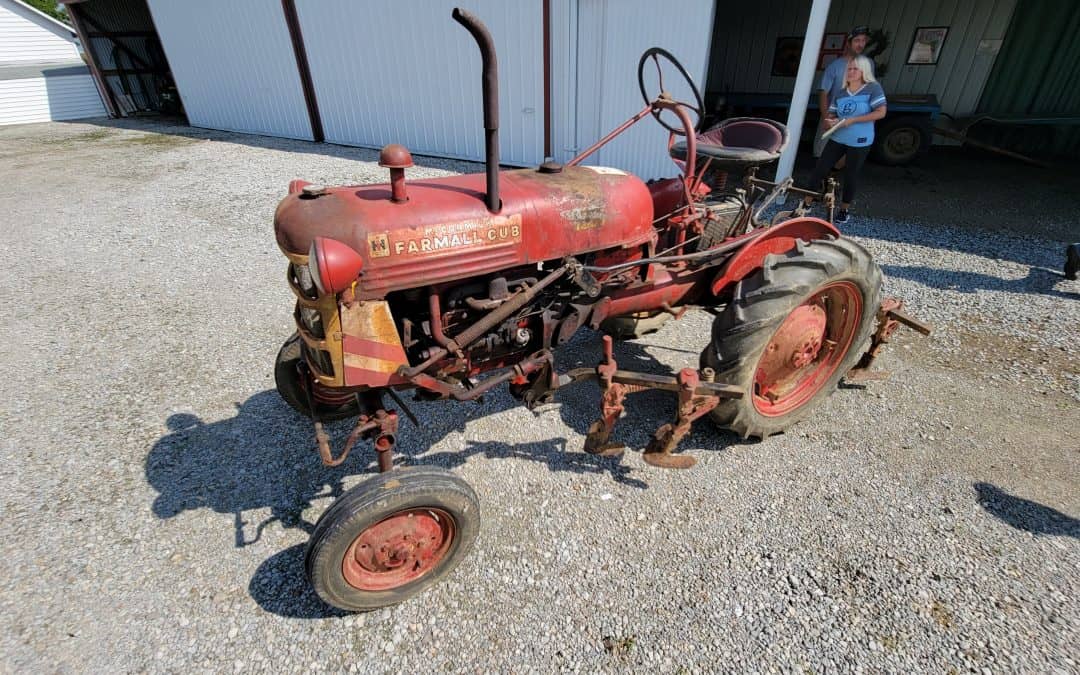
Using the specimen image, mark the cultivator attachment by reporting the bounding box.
[562,336,742,468]
[303,299,930,473]
[566,297,931,466]
[846,298,933,383]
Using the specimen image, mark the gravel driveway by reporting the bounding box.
[1,120,1077,673]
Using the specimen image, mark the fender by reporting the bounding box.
[710,217,840,296]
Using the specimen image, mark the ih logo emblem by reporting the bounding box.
[368,233,390,258]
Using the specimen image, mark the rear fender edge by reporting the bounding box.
[710,217,840,297]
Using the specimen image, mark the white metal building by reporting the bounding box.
[143,0,714,179]
[0,0,105,125]
[59,0,1076,173]
[63,0,715,179]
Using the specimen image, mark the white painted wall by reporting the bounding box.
[296,0,544,166]
[147,0,313,140]
[0,2,105,126]
[552,0,716,180]
[0,72,106,125]
[707,0,1017,117]
[0,0,79,64]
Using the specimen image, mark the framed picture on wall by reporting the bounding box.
[822,33,845,52]
[907,26,949,64]
[772,37,804,76]
[818,32,846,70]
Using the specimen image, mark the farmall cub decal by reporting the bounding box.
[368,214,522,259]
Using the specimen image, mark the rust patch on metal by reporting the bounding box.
[340,300,409,386]
[510,166,610,233]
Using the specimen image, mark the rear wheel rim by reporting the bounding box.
[752,281,862,416]
[341,508,456,591]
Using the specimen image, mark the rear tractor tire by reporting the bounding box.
[305,466,481,611]
[701,236,881,439]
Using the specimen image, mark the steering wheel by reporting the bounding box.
[637,47,705,136]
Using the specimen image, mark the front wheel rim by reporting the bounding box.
[341,508,456,591]
[752,281,862,416]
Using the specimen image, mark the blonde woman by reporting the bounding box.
[802,55,887,223]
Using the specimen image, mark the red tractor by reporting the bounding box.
[273,9,928,611]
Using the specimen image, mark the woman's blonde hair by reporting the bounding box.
[846,55,877,88]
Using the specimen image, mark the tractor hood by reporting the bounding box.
[275,166,655,298]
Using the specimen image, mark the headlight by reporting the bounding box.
[308,236,364,295]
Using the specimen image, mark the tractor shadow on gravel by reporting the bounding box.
[148,396,349,548]
[147,394,355,618]
[881,263,1077,300]
[391,333,745,487]
[974,483,1079,539]
[248,544,349,619]
[147,338,743,618]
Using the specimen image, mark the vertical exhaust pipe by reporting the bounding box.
[452,8,500,212]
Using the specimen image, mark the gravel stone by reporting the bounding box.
[0,119,1076,673]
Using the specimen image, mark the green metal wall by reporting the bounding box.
[976,0,1080,157]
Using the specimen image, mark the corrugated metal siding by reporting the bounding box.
[705,0,1016,117]
[549,0,577,162]
[75,0,157,71]
[564,0,715,180]
[976,0,1080,157]
[706,0,812,96]
[295,0,544,165]
[75,0,168,114]
[0,73,106,125]
[146,0,313,140]
[75,0,155,32]
[89,35,156,71]
[0,0,79,63]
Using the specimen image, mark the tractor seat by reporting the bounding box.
[670,117,789,171]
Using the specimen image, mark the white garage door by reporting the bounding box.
[551,0,715,180]
[147,0,313,140]
[296,0,544,166]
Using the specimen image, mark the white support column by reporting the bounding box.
[775,0,832,187]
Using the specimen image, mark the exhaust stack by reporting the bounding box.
[452,8,500,212]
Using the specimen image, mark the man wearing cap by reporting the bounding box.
[814,26,874,158]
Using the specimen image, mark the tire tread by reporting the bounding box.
[701,236,882,439]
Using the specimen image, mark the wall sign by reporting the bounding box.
[907,26,949,65]
[818,32,846,70]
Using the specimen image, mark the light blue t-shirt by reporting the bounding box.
[828,82,887,147]
[819,56,876,106]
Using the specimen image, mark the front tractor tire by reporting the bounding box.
[275,332,360,422]
[701,237,882,439]
[305,466,481,612]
